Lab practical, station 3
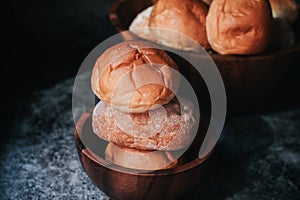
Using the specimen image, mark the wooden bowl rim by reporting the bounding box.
[74,109,211,177]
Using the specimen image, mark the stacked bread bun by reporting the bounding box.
[91,41,197,170]
[91,40,180,113]
[129,0,299,55]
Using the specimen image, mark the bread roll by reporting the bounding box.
[105,143,178,170]
[149,0,210,50]
[92,98,196,151]
[269,0,298,22]
[129,6,156,42]
[206,0,273,55]
[91,41,179,113]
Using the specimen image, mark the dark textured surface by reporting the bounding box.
[0,79,108,199]
[1,0,300,199]
[1,0,117,137]
[0,77,299,199]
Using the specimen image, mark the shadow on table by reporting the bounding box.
[188,117,274,199]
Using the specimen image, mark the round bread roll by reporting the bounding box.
[206,0,273,55]
[269,0,298,22]
[92,98,196,151]
[129,6,156,42]
[91,41,179,113]
[149,0,210,50]
[105,143,178,170]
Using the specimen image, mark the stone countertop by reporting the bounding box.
[1,0,300,198]
[0,77,299,200]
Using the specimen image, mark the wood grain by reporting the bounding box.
[74,109,212,200]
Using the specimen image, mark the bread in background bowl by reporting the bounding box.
[109,0,300,113]
[149,0,210,50]
[206,0,273,55]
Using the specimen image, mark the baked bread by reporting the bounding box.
[149,0,210,50]
[105,142,178,170]
[92,98,196,151]
[91,41,179,113]
[129,6,156,42]
[206,0,273,55]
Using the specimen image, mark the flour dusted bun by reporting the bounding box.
[206,0,273,55]
[149,0,210,50]
[92,98,196,151]
[91,41,179,113]
[129,6,156,42]
[105,143,178,170]
[269,0,298,22]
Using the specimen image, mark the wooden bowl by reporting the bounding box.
[74,109,212,200]
[108,0,300,113]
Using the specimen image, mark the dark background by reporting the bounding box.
[1,0,300,137]
[1,0,117,136]
[0,0,299,199]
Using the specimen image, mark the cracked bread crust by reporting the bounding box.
[206,0,272,55]
[91,41,179,113]
[149,0,210,50]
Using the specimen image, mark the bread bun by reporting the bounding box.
[91,41,179,113]
[105,143,178,170]
[206,0,273,55]
[92,98,196,151]
[149,0,210,50]
[129,6,156,42]
[269,0,298,22]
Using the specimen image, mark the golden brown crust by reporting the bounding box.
[91,41,179,113]
[149,0,210,50]
[206,0,273,55]
[92,99,196,151]
[105,142,178,170]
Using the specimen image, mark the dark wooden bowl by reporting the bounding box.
[74,110,212,200]
[109,0,300,113]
